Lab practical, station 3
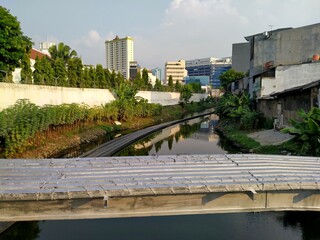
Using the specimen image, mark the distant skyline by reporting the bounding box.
[1,0,320,69]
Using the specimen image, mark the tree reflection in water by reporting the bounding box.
[279,211,320,240]
[116,120,202,156]
[0,222,40,240]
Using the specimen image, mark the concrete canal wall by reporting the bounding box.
[0,83,208,110]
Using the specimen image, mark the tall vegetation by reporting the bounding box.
[215,93,261,130]
[48,42,77,64]
[0,7,32,81]
[219,69,245,90]
[0,97,163,158]
[282,107,320,156]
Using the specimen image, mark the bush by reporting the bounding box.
[282,107,320,156]
[240,110,260,130]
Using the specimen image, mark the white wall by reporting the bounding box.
[0,83,208,110]
[261,62,320,97]
[0,83,116,110]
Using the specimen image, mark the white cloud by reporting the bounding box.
[76,30,101,48]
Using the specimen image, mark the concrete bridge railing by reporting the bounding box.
[1,154,320,221]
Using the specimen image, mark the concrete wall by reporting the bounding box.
[0,83,116,110]
[261,62,320,97]
[253,23,320,75]
[232,42,250,73]
[0,83,208,110]
[136,91,208,106]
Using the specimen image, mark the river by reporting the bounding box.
[1,114,320,240]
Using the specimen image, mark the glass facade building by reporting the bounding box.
[186,57,231,88]
[184,76,210,86]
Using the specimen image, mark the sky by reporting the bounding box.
[1,0,320,70]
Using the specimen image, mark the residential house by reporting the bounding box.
[231,23,320,126]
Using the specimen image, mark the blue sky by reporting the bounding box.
[1,0,320,69]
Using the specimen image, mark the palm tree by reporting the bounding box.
[49,42,77,64]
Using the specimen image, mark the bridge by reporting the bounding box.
[1,154,320,221]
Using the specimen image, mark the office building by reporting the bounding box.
[105,36,134,79]
[151,67,162,81]
[186,57,232,88]
[164,60,188,85]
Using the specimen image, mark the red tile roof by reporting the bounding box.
[29,48,50,60]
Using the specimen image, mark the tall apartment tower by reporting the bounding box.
[105,36,134,79]
[164,60,188,85]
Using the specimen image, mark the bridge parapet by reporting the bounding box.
[1,154,320,221]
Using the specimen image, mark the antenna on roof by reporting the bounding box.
[269,25,274,31]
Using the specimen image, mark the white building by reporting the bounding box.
[164,60,188,85]
[39,41,55,55]
[105,36,134,79]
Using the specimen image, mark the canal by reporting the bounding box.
[1,114,320,240]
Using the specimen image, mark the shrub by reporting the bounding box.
[282,107,320,156]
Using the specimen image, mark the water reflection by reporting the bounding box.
[0,222,40,240]
[280,211,320,240]
[116,115,225,156]
[3,114,320,239]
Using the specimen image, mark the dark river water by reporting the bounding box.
[2,114,320,240]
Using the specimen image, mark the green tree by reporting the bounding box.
[180,84,193,104]
[49,42,77,64]
[82,67,90,88]
[32,56,54,85]
[219,69,245,90]
[168,75,174,90]
[153,79,163,91]
[88,66,96,88]
[0,7,32,81]
[20,52,33,84]
[188,82,202,93]
[96,64,105,88]
[132,72,143,90]
[114,81,138,121]
[174,80,182,92]
[67,57,83,87]
[104,68,111,89]
[53,58,67,86]
[141,68,150,88]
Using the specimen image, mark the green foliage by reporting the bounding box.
[215,93,261,130]
[95,64,105,89]
[153,79,163,91]
[48,42,77,64]
[53,58,67,86]
[114,81,138,121]
[174,80,182,92]
[180,84,193,104]
[33,56,54,85]
[168,75,174,90]
[67,57,83,87]
[0,7,32,78]
[230,132,261,149]
[187,82,202,93]
[219,69,245,90]
[282,107,320,156]
[20,53,33,84]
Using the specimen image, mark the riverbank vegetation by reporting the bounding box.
[0,96,215,158]
[214,93,284,154]
[214,92,319,156]
[282,107,320,156]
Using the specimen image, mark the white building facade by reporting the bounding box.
[105,36,134,79]
[164,60,188,85]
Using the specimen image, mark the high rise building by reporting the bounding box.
[164,60,188,85]
[186,57,232,88]
[151,67,162,81]
[105,36,134,79]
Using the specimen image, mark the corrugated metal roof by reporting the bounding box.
[1,154,320,201]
